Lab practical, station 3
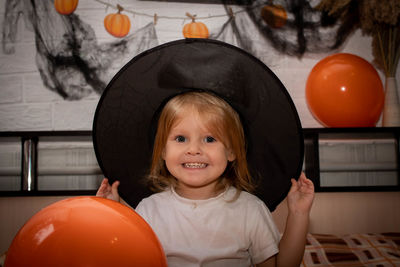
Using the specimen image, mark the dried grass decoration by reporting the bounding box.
[316,0,400,126]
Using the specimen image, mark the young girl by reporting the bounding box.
[97,91,314,267]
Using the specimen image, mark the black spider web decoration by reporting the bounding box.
[2,0,158,100]
[211,0,353,58]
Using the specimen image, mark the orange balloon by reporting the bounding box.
[306,53,384,127]
[5,197,167,267]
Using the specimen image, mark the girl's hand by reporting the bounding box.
[96,178,120,202]
[287,172,314,215]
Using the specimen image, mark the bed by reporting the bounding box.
[302,232,400,266]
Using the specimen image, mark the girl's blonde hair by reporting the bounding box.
[148,91,254,195]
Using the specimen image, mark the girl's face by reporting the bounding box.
[162,108,236,200]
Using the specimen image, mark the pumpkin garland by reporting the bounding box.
[182,12,209,39]
[54,0,79,15]
[53,1,215,39]
[104,4,131,38]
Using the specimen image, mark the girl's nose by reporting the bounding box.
[186,141,202,155]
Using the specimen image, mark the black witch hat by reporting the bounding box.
[93,38,303,211]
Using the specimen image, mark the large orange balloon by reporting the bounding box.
[306,53,384,127]
[5,197,167,267]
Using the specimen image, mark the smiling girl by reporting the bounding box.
[97,91,314,267]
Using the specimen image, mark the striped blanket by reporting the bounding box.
[302,233,400,267]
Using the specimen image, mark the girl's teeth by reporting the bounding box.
[184,163,207,168]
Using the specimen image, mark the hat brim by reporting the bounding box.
[93,38,303,211]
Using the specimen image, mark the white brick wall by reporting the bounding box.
[0,0,398,131]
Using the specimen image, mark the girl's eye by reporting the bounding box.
[175,135,186,142]
[205,136,216,143]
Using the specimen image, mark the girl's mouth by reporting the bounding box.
[183,163,207,168]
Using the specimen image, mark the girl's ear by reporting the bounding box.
[162,149,166,160]
[227,149,236,162]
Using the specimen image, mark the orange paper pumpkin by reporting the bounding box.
[104,5,131,38]
[261,4,287,28]
[306,53,384,127]
[183,14,209,39]
[54,0,78,15]
[5,197,167,267]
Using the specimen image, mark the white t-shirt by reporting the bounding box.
[136,187,281,267]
